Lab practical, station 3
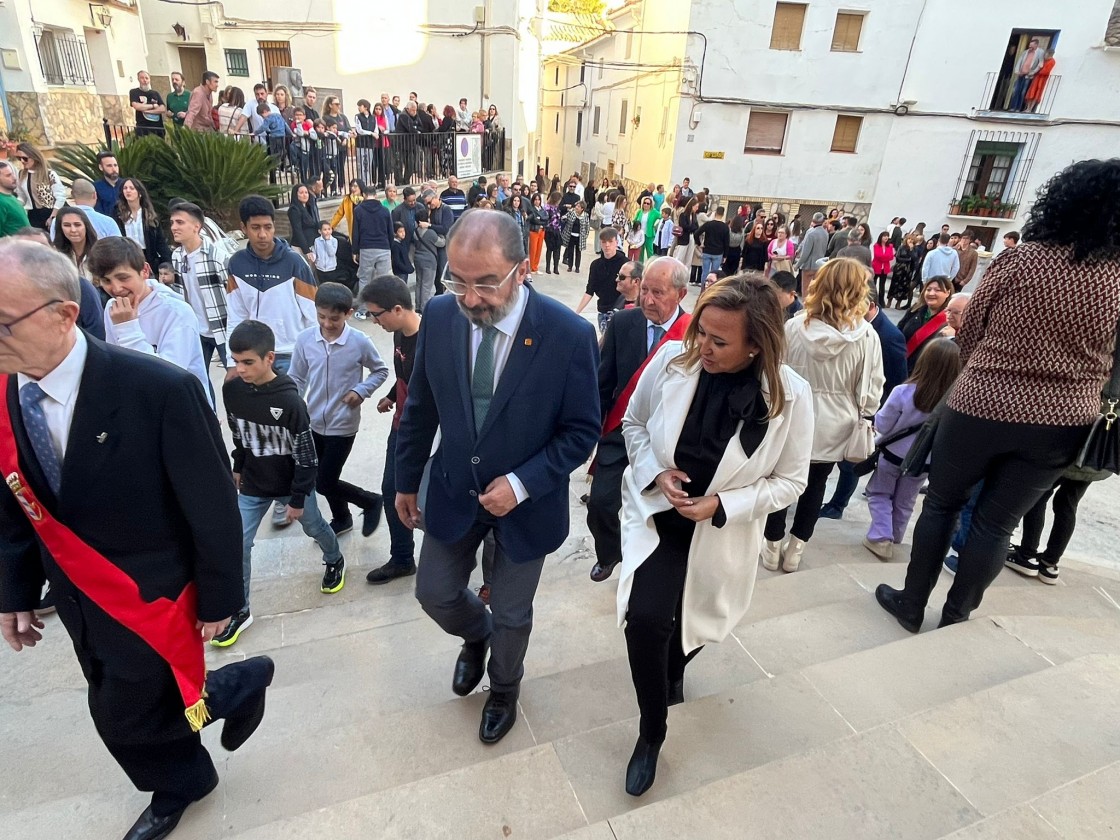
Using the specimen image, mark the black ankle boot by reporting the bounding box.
[625,735,664,796]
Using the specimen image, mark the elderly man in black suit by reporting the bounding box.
[588,256,690,582]
[0,241,273,840]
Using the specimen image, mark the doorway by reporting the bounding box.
[177,46,207,89]
[989,30,1058,111]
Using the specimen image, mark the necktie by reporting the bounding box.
[19,382,62,495]
[471,326,500,432]
[649,324,666,353]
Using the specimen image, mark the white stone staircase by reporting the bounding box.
[5,504,1120,840]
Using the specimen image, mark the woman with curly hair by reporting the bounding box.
[877,158,1120,633]
[762,257,884,573]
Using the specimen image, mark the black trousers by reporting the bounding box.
[625,512,703,743]
[764,461,835,542]
[900,409,1089,623]
[563,238,582,270]
[545,236,561,272]
[874,272,890,307]
[105,735,217,817]
[311,431,378,522]
[1019,475,1092,566]
[587,433,626,569]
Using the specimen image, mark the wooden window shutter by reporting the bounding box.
[831,12,864,52]
[744,112,789,153]
[831,115,862,152]
[770,3,807,51]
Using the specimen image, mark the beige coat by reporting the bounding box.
[617,343,815,652]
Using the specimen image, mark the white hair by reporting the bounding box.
[0,240,82,304]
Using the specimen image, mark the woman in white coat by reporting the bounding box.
[618,274,814,797]
[762,258,885,572]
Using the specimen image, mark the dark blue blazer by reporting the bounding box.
[872,309,909,401]
[396,287,601,561]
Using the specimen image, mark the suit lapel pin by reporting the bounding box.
[96,433,108,443]
[524,338,533,346]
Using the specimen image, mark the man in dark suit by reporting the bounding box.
[0,241,273,840]
[395,210,600,744]
[589,257,689,582]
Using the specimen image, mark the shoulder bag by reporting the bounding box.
[1073,320,1120,475]
[851,422,927,477]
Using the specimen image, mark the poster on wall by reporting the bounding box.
[456,134,483,179]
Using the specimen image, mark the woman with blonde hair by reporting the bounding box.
[762,257,885,572]
[618,268,814,797]
[13,142,67,231]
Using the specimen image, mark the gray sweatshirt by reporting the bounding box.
[289,324,389,436]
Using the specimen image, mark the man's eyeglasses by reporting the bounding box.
[367,308,388,321]
[0,299,63,338]
[442,262,520,297]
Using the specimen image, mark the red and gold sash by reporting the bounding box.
[906,310,947,358]
[0,376,209,731]
[602,313,692,436]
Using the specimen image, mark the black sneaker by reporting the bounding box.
[361,495,383,537]
[1005,546,1040,578]
[321,559,346,594]
[365,561,417,585]
[1038,562,1059,585]
[329,517,354,536]
[211,608,253,648]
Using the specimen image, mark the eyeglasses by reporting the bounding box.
[442,262,520,297]
[367,308,388,321]
[0,299,63,338]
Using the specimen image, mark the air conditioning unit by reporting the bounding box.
[271,66,303,98]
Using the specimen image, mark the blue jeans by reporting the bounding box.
[272,353,291,375]
[381,427,415,567]
[238,490,342,609]
[701,252,722,281]
[825,460,859,512]
[950,482,983,555]
[1008,75,1031,111]
[199,336,226,405]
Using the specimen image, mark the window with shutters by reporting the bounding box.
[257,41,291,88]
[831,12,865,52]
[770,3,807,51]
[744,111,789,154]
[619,99,628,135]
[593,105,601,135]
[830,115,862,152]
[576,111,583,145]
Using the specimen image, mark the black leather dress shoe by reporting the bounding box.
[589,560,619,582]
[122,805,185,840]
[625,735,664,797]
[875,584,923,634]
[452,636,490,696]
[667,679,685,707]
[479,689,518,744]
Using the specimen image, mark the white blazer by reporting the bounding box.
[617,342,814,652]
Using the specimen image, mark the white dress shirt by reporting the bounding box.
[468,284,531,503]
[17,330,88,460]
[124,208,145,248]
[647,308,681,353]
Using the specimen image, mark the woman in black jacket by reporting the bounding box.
[286,183,320,254]
[115,177,171,269]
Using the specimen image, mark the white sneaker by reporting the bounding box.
[760,539,782,571]
[781,537,806,572]
[862,537,894,561]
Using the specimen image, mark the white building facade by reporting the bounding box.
[541,0,1120,251]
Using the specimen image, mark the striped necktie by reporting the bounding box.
[471,326,500,432]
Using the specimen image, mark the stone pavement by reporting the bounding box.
[3,262,1120,839]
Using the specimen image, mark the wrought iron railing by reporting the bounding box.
[977,70,1061,118]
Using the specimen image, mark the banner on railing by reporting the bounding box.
[456,134,483,179]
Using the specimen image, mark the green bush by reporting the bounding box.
[52,127,284,228]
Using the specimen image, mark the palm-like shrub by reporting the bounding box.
[52,127,284,228]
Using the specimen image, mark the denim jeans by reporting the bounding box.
[238,490,341,609]
[272,354,291,375]
[381,427,415,567]
[825,460,859,512]
[357,249,393,312]
[701,252,722,281]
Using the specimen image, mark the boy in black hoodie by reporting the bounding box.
[217,320,345,647]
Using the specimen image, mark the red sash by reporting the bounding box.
[603,313,692,436]
[906,310,947,358]
[0,377,209,732]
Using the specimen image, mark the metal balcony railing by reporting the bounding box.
[977,70,1061,118]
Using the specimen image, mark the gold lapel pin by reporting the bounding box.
[524,338,533,346]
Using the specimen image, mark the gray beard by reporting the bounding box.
[457,291,518,328]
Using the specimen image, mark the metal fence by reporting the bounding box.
[977,71,1061,118]
[102,121,506,207]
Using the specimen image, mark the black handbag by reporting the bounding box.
[901,388,954,477]
[1073,321,1120,474]
[851,422,927,477]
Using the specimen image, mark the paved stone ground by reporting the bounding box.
[3,250,1119,839]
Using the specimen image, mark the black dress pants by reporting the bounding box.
[764,461,835,542]
[1019,475,1092,566]
[625,512,703,743]
[900,409,1089,623]
[105,735,218,817]
[587,432,627,569]
[311,431,379,522]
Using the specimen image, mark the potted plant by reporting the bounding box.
[976,196,992,217]
[949,199,962,215]
[999,202,1018,219]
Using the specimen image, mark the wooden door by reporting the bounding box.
[177,46,207,89]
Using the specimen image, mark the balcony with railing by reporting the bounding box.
[946,130,1040,222]
[976,70,1061,119]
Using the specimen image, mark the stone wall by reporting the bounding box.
[5,90,126,147]
[100,94,131,127]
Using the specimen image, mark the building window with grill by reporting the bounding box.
[225,49,250,77]
[964,141,1021,199]
[576,111,583,146]
[831,12,865,52]
[619,99,628,135]
[593,106,601,135]
[35,28,96,86]
[744,111,789,154]
[258,41,292,87]
[830,115,862,153]
[770,3,807,51]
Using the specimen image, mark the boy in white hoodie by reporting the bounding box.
[87,236,213,409]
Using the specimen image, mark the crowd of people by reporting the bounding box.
[124,69,507,192]
[0,120,1117,840]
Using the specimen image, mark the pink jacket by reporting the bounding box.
[872,243,895,275]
